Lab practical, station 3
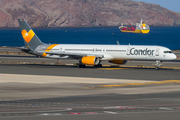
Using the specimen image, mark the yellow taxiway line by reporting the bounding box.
[98,68,128,70]
[90,80,180,89]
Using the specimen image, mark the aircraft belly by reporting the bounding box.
[44,55,69,59]
[125,55,157,60]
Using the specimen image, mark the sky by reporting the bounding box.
[133,0,180,13]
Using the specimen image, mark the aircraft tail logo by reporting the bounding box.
[21,29,35,43]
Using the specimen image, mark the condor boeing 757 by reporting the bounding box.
[18,19,177,69]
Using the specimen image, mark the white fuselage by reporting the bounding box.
[40,44,177,61]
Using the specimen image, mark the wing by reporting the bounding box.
[38,51,104,59]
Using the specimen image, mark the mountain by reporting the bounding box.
[0,0,180,27]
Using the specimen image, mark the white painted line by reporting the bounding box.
[39,113,62,116]
[40,113,49,116]
[159,107,173,110]
[0,108,72,114]
[104,111,118,114]
[104,106,132,109]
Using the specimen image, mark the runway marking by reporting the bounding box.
[40,113,49,116]
[159,107,173,110]
[86,112,97,114]
[104,106,136,109]
[95,80,180,88]
[98,68,128,70]
[39,113,62,116]
[69,113,82,115]
[104,111,118,114]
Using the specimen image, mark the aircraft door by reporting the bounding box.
[155,48,159,56]
[93,48,97,53]
[127,47,131,55]
[60,48,64,52]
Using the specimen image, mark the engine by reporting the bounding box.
[109,60,127,64]
[81,56,100,65]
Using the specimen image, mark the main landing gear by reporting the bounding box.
[94,64,102,67]
[76,63,86,68]
[75,63,102,68]
[155,60,162,70]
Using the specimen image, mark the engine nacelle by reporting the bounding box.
[109,60,127,64]
[81,56,100,65]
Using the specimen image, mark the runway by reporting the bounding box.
[0,55,180,120]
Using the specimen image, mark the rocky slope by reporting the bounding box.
[0,0,180,27]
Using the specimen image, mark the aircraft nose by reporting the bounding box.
[173,54,177,59]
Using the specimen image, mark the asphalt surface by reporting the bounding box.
[0,63,180,80]
[0,55,180,120]
[0,92,180,120]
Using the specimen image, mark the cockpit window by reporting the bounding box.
[164,51,172,53]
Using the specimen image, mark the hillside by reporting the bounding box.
[0,0,180,27]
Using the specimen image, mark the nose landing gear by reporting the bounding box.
[155,60,162,70]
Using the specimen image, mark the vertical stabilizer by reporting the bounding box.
[18,19,43,50]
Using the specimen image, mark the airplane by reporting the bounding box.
[18,19,177,70]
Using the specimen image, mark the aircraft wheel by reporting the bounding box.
[78,64,86,68]
[94,64,102,67]
[155,67,159,70]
